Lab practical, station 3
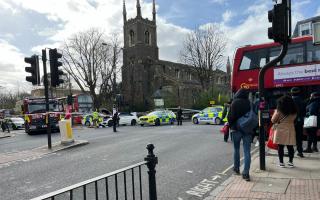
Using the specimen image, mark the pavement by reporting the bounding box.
[0,140,88,166]
[205,149,320,200]
[0,131,12,139]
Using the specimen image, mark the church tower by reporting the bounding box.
[122,0,159,110]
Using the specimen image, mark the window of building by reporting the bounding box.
[188,72,192,80]
[129,30,135,47]
[175,69,180,79]
[145,31,151,45]
[306,40,320,62]
[162,65,166,73]
[300,22,311,36]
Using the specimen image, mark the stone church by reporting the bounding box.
[121,0,230,110]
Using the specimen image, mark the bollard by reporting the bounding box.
[144,144,158,200]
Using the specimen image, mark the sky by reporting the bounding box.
[0,0,319,92]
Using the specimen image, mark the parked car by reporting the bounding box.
[139,110,176,126]
[105,112,139,127]
[192,106,227,125]
[5,117,25,130]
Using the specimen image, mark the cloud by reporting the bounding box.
[210,0,228,5]
[222,10,234,23]
[0,39,30,91]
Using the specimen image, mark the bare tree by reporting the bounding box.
[180,24,227,91]
[62,28,116,109]
[99,34,122,107]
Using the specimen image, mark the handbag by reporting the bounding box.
[220,123,229,135]
[236,103,258,134]
[303,115,317,128]
[267,128,278,150]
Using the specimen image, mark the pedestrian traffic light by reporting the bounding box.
[24,55,40,85]
[268,0,291,44]
[49,48,64,87]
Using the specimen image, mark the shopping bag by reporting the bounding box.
[266,127,278,150]
[303,115,317,128]
[220,123,229,135]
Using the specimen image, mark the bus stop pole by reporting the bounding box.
[42,49,52,149]
[258,43,288,170]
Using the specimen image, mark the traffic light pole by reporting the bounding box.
[258,42,288,170]
[42,49,52,149]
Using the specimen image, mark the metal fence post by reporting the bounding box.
[144,144,158,200]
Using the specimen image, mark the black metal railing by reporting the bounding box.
[30,144,158,200]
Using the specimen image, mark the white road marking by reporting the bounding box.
[186,170,193,174]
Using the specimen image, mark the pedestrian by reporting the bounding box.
[291,87,306,157]
[92,109,99,128]
[177,106,183,126]
[271,95,297,168]
[227,88,252,181]
[221,100,232,142]
[112,111,118,132]
[1,119,10,133]
[304,92,320,153]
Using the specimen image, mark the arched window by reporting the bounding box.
[129,30,135,46]
[145,31,151,45]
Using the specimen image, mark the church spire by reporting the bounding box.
[123,0,127,22]
[152,0,156,22]
[136,0,141,17]
[226,56,231,77]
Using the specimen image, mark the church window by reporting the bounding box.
[129,30,135,46]
[145,31,151,45]
[175,69,180,79]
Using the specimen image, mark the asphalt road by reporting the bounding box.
[0,122,249,200]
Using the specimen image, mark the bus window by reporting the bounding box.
[281,43,304,65]
[239,48,268,70]
[306,40,320,62]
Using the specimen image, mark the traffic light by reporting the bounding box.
[268,0,291,44]
[67,95,73,105]
[24,55,40,85]
[49,48,64,87]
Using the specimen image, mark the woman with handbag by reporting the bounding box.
[271,95,297,168]
[304,92,320,153]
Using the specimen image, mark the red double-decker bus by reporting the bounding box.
[232,36,320,107]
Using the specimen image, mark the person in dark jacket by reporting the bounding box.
[304,92,320,153]
[177,106,183,126]
[112,111,119,132]
[291,87,306,157]
[227,88,251,181]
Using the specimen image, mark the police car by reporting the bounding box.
[139,110,176,126]
[192,106,226,125]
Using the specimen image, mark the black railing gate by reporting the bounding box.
[31,144,158,200]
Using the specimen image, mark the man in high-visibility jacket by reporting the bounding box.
[92,110,99,128]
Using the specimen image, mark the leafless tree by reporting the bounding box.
[99,34,122,107]
[62,29,121,109]
[180,24,227,91]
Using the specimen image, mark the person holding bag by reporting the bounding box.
[304,92,320,153]
[271,95,297,168]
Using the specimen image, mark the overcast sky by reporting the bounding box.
[0,0,319,92]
